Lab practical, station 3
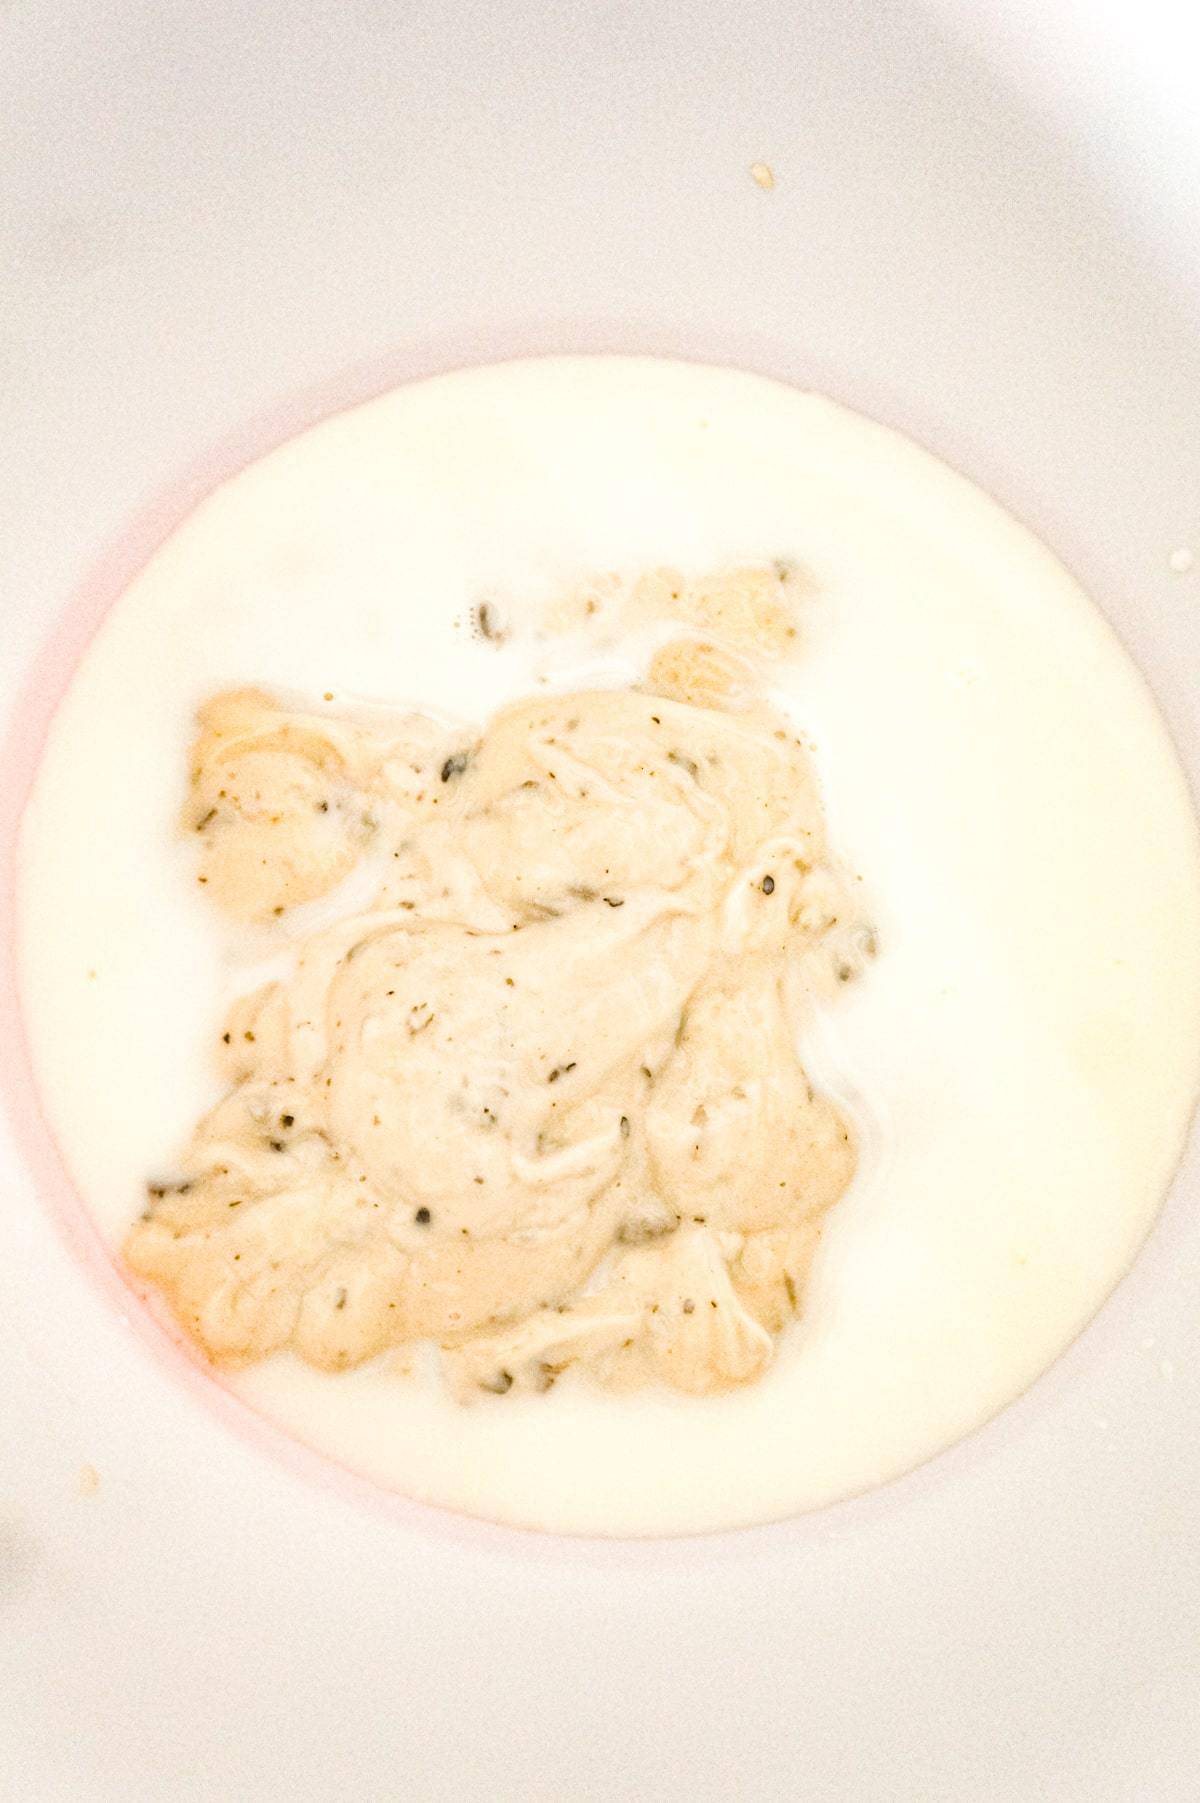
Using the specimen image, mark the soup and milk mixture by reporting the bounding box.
[18,358,1200,1533]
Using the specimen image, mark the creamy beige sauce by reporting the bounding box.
[17,356,1200,1535]
[124,610,868,1402]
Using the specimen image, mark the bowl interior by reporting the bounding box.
[1,4,1199,1799]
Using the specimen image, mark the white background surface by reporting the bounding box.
[2,1,1199,1798]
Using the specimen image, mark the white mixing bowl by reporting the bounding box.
[2,3,1197,1797]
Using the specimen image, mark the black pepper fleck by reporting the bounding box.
[666,749,700,779]
[476,600,507,643]
[761,874,775,894]
[414,1207,432,1226]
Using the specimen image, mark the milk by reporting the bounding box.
[18,357,1200,1534]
